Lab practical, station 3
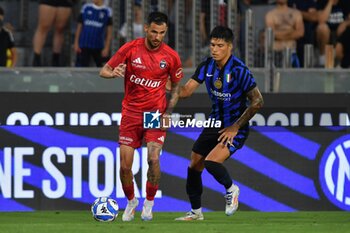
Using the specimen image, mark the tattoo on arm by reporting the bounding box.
[166,82,180,115]
[235,87,264,128]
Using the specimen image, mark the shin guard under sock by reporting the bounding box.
[204,160,233,189]
[186,167,203,209]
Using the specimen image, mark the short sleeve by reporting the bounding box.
[107,42,130,68]
[169,53,183,83]
[191,60,209,84]
[237,67,257,93]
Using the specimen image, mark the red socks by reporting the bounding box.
[123,181,159,201]
[146,181,158,201]
[122,183,135,200]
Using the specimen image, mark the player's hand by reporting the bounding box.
[218,124,239,147]
[74,43,81,53]
[101,48,109,58]
[112,63,126,78]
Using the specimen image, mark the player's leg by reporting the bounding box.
[32,4,56,66]
[205,144,239,216]
[119,144,139,221]
[52,6,72,66]
[119,116,143,222]
[175,152,205,221]
[139,141,162,221]
[141,130,165,221]
[176,128,218,221]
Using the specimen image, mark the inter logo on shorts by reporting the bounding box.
[143,110,161,128]
[160,60,167,69]
[319,135,350,211]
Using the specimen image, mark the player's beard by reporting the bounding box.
[146,38,161,50]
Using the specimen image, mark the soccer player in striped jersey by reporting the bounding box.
[99,12,183,222]
[175,26,263,220]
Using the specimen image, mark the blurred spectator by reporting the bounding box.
[200,1,210,48]
[0,6,17,67]
[74,0,112,67]
[316,0,350,66]
[32,0,76,66]
[119,2,143,44]
[288,0,318,67]
[335,23,350,68]
[219,0,228,27]
[254,29,266,67]
[265,0,304,67]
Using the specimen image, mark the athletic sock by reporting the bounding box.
[226,183,236,193]
[192,207,202,214]
[204,160,233,189]
[122,183,135,201]
[33,53,41,66]
[146,181,158,201]
[52,53,60,67]
[186,167,203,210]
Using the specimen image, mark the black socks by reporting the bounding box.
[204,160,233,189]
[186,167,203,210]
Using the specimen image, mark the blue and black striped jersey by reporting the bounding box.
[78,3,112,49]
[192,55,256,145]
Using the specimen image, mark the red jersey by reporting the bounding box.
[107,38,183,115]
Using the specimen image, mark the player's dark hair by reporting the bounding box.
[209,26,234,43]
[0,6,4,16]
[147,12,168,26]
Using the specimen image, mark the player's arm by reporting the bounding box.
[179,79,201,98]
[99,63,126,79]
[165,81,181,115]
[234,86,264,128]
[218,86,264,146]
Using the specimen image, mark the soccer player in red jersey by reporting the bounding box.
[99,12,183,221]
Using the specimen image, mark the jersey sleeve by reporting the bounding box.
[191,60,207,84]
[107,42,130,68]
[169,53,183,83]
[106,7,113,25]
[78,4,87,23]
[236,67,257,93]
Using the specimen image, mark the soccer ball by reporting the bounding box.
[91,197,119,222]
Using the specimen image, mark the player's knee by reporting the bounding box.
[120,165,132,175]
[147,158,160,168]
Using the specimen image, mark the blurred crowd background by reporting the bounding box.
[0,0,349,69]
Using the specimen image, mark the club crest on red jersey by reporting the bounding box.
[159,60,167,69]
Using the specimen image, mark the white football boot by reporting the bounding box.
[175,209,204,221]
[225,184,240,216]
[141,199,154,221]
[122,197,139,221]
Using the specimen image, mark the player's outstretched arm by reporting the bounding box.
[178,79,200,98]
[99,63,126,79]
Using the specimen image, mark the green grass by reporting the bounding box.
[0,211,349,233]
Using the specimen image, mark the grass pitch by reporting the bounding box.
[0,211,349,233]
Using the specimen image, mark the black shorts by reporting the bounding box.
[192,127,247,157]
[39,0,74,7]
